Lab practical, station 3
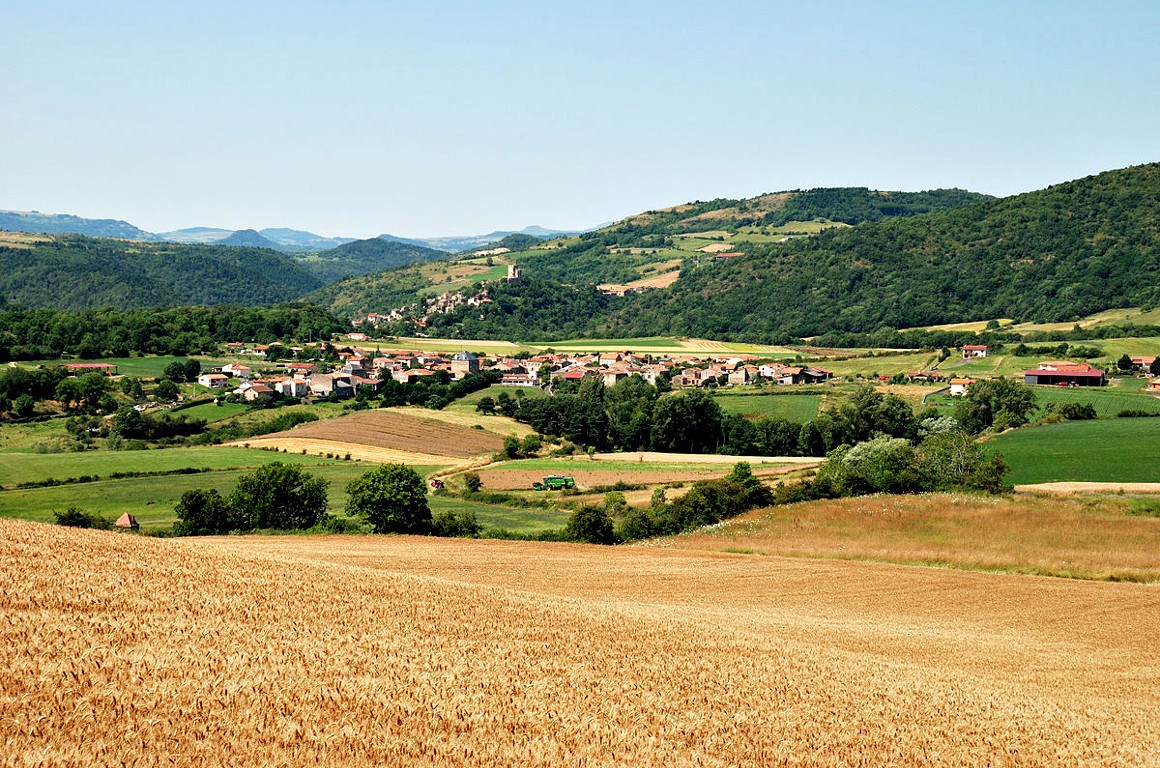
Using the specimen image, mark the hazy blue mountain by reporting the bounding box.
[0,210,159,240]
[259,228,356,252]
[157,227,235,244]
[218,229,281,249]
[379,225,585,254]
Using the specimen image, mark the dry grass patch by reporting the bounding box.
[669,492,1160,582]
[0,231,53,249]
[474,460,807,492]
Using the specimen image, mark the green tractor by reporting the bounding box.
[532,475,575,491]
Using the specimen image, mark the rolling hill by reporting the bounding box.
[311,186,998,324]
[0,210,158,241]
[606,163,1160,340]
[320,164,1158,342]
[298,237,451,284]
[379,225,583,254]
[0,232,323,310]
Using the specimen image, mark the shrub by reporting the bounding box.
[563,505,617,545]
[431,510,483,538]
[54,507,112,530]
[174,489,235,536]
[229,463,329,531]
[346,464,431,534]
[463,472,483,493]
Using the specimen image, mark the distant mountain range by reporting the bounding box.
[379,226,589,254]
[0,210,159,241]
[157,227,355,252]
[0,209,586,254]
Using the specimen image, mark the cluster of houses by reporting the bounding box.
[192,347,836,401]
[351,289,497,333]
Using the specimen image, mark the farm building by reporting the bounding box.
[961,345,989,359]
[499,373,539,387]
[62,362,118,375]
[1023,362,1106,387]
[949,377,974,396]
[113,513,139,530]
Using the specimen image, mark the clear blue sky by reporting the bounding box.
[3,0,1157,238]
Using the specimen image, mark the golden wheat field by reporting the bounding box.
[668,493,1160,583]
[3,519,1158,767]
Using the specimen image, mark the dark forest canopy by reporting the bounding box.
[300,237,449,283]
[0,234,323,311]
[0,304,347,360]
[601,163,1160,340]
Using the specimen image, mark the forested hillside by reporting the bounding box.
[0,304,346,359]
[0,234,322,311]
[297,237,449,283]
[314,186,995,316]
[602,163,1160,340]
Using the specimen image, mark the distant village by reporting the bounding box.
[193,333,1160,405]
[202,338,837,402]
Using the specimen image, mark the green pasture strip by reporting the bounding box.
[1028,385,1160,417]
[939,355,1030,377]
[368,337,537,356]
[984,418,1160,485]
[0,462,444,532]
[713,392,823,422]
[172,401,252,423]
[18,356,227,379]
[0,446,342,487]
[429,495,569,535]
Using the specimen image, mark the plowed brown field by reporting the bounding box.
[242,409,506,459]
[4,519,1157,766]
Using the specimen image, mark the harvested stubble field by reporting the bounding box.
[474,457,814,491]
[5,519,1156,767]
[667,492,1160,583]
[237,409,509,462]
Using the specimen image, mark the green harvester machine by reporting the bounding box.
[532,475,575,491]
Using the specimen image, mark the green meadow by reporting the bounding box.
[713,391,826,422]
[19,355,227,378]
[0,456,444,532]
[983,418,1160,485]
[0,446,343,487]
[429,495,569,535]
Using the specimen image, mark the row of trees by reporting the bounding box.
[511,377,1015,458]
